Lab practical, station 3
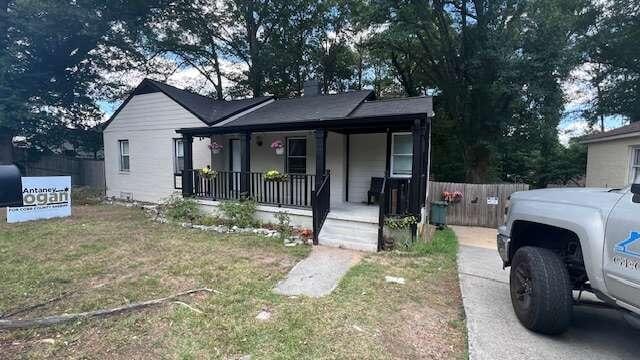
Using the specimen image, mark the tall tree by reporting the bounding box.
[144,0,226,99]
[355,0,593,184]
[0,0,165,164]
[586,1,640,123]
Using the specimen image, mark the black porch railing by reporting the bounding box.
[377,177,388,251]
[186,170,316,208]
[312,171,330,245]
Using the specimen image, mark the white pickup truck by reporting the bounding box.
[497,184,640,334]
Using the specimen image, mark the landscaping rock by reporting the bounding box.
[256,309,271,321]
[385,276,406,285]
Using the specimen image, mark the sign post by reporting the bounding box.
[7,176,72,223]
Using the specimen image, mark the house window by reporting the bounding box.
[119,140,130,172]
[391,133,413,177]
[631,147,640,184]
[174,139,184,173]
[287,137,307,174]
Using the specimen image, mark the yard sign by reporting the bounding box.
[6,176,72,223]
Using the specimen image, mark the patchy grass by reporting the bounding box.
[0,205,465,359]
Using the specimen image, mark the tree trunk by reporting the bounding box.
[0,0,7,51]
[464,144,491,183]
[0,128,14,165]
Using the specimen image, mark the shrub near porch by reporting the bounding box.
[0,205,465,359]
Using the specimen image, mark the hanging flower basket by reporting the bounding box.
[264,169,288,182]
[208,142,223,154]
[198,166,217,179]
[271,140,284,155]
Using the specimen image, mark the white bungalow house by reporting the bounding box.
[103,79,433,251]
[582,122,640,188]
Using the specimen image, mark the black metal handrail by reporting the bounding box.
[377,177,388,251]
[312,171,331,245]
[186,170,316,208]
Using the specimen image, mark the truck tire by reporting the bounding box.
[510,246,573,335]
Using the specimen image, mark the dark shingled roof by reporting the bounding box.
[103,79,272,129]
[143,79,272,125]
[348,97,434,118]
[581,121,640,142]
[217,90,375,127]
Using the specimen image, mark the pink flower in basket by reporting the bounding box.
[442,191,463,203]
[208,142,223,153]
[270,140,284,149]
[271,140,285,155]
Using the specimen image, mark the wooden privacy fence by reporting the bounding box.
[428,182,530,228]
[17,155,105,189]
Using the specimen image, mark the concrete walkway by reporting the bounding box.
[274,246,362,298]
[454,226,640,360]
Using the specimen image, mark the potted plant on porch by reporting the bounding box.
[383,215,418,250]
[270,140,284,155]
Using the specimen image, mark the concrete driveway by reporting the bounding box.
[452,225,640,360]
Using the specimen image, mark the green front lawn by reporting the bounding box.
[0,205,465,359]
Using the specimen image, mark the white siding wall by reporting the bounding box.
[586,136,640,188]
[327,132,346,205]
[103,93,209,202]
[348,133,387,203]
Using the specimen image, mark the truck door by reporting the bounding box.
[604,189,640,309]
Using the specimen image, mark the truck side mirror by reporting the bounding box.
[0,165,23,207]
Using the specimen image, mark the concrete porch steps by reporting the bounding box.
[318,215,379,252]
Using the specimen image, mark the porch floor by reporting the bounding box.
[327,202,379,224]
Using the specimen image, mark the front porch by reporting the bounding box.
[177,112,430,251]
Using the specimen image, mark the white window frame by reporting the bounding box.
[286,137,307,174]
[390,132,413,178]
[174,138,184,174]
[630,146,640,184]
[119,140,130,172]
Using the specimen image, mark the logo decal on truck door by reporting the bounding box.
[615,232,640,258]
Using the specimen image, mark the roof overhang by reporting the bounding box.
[175,112,431,136]
[581,131,640,144]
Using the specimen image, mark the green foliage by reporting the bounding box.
[355,0,594,183]
[161,194,203,222]
[274,211,292,240]
[0,0,165,160]
[384,216,418,230]
[584,1,640,123]
[219,199,258,228]
[409,228,458,258]
[264,170,288,182]
[197,215,223,226]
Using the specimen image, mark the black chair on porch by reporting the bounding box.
[367,177,385,205]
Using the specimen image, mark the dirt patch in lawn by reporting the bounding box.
[0,205,466,359]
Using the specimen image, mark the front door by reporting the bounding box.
[604,189,640,309]
[230,139,241,191]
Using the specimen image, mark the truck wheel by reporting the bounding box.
[510,246,573,335]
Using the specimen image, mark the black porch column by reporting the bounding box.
[181,134,194,197]
[314,129,327,177]
[240,132,251,196]
[409,119,426,215]
[421,118,431,208]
